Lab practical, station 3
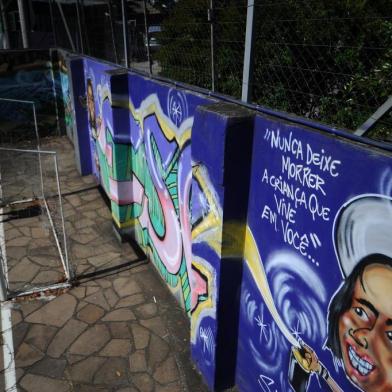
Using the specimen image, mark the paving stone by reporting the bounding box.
[70,231,97,245]
[71,286,86,299]
[69,324,110,356]
[153,356,180,384]
[113,277,142,297]
[94,357,129,386]
[130,264,149,274]
[72,243,100,259]
[69,356,106,383]
[74,218,95,229]
[109,322,132,339]
[134,303,158,319]
[30,357,67,378]
[77,303,105,324]
[83,211,99,219]
[100,339,131,357]
[129,350,147,373]
[74,384,108,392]
[66,354,85,365]
[7,236,31,247]
[102,309,136,322]
[140,317,167,338]
[25,324,57,351]
[19,227,31,237]
[8,258,40,283]
[66,194,82,207]
[28,238,54,250]
[31,227,50,239]
[155,382,182,392]
[148,334,170,370]
[6,246,27,260]
[84,291,110,311]
[131,324,150,350]
[97,279,112,289]
[104,288,119,307]
[13,322,30,351]
[29,245,57,257]
[11,309,23,326]
[48,319,88,358]
[26,293,77,327]
[76,301,89,313]
[131,373,155,392]
[6,228,21,240]
[29,255,59,267]
[86,286,100,295]
[20,374,69,392]
[88,252,121,268]
[32,270,64,284]
[15,343,44,367]
[20,301,42,318]
[116,294,145,309]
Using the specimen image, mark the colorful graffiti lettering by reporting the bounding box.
[84,69,219,316]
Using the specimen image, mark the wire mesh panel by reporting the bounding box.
[251,1,392,136]
[0,148,69,297]
[155,0,212,89]
[0,98,39,149]
[214,0,247,97]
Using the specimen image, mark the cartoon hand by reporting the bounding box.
[300,343,322,374]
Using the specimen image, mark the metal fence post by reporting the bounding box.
[121,0,129,67]
[76,0,84,54]
[17,0,29,48]
[107,0,119,64]
[48,0,57,47]
[208,0,215,91]
[241,0,255,103]
[143,0,152,74]
[0,0,10,49]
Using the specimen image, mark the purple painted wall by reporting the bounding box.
[236,115,392,392]
[62,52,392,392]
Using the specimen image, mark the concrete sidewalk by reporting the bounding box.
[0,137,208,392]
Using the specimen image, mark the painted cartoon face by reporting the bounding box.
[338,263,392,391]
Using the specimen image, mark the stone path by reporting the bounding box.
[0,263,208,391]
[0,136,209,391]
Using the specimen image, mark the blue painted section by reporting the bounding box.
[236,114,392,392]
[69,57,92,175]
[191,103,254,391]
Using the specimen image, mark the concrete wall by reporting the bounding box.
[59,51,392,392]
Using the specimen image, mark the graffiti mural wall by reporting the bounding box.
[81,59,219,317]
[68,53,392,392]
[0,49,60,143]
[236,115,392,392]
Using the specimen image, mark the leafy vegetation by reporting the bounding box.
[156,0,392,138]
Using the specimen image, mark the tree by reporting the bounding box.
[156,0,392,136]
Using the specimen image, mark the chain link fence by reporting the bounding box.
[0,148,70,296]
[2,0,391,138]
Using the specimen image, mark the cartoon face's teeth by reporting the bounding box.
[348,345,374,376]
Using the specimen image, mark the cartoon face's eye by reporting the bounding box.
[386,331,392,343]
[353,307,369,321]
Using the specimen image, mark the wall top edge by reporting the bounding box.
[3,47,389,153]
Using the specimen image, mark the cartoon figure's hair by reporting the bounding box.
[326,253,392,358]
